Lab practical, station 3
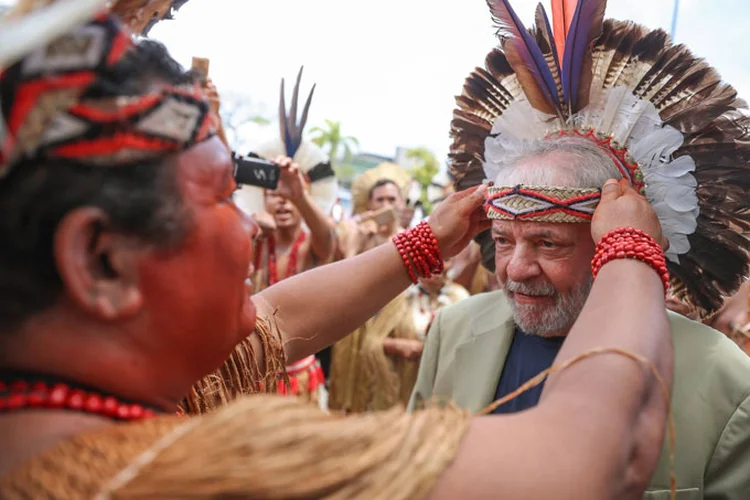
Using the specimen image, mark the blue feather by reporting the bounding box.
[278,67,315,158]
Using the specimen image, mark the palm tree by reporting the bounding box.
[309,119,360,181]
[405,147,440,213]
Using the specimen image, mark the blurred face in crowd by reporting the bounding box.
[368,181,405,214]
[265,190,302,230]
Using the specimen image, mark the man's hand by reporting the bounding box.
[591,178,667,248]
[707,280,750,335]
[353,210,394,237]
[427,184,491,258]
[273,156,306,203]
[383,337,424,361]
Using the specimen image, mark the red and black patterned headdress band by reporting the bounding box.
[485,185,601,223]
[0,13,216,177]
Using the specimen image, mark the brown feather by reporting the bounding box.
[590,20,646,90]
[665,84,738,134]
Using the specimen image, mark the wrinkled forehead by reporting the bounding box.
[491,219,590,240]
[493,152,581,187]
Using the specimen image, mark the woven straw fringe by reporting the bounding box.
[0,346,676,500]
[179,314,288,415]
[107,396,472,500]
[330,293,419,412]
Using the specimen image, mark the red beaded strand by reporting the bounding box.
[394,232,418,283]
[0,380,156,421]
[591,227,670,292]
[415,222,444,275]
[267,231,307,286]
[393,221,444,284]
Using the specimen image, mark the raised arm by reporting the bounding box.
[257,186,490,364]
[296,192,335,263]
[431,179,674,499]
[269,159,335,263]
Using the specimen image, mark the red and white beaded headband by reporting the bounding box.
[485,185,600,223]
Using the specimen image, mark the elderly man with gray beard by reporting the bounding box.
[408,136,750,498]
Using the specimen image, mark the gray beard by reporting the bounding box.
[503,277,592,337]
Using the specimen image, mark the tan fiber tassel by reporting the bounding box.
[179,314,288,415]
[106,396,471,500]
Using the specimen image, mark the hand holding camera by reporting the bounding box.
[272,156,306,203]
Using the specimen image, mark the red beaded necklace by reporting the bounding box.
[0,378,157,421]
[266,230,307,286]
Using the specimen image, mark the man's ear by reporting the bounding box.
[53,207,143,320]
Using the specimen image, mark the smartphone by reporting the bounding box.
[361,206,396,226]
[191,56,210,82]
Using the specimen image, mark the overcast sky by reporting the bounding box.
[146,0,750,164]
[5,0,747,164]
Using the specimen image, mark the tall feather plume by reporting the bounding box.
[487,0,559,115]
[278,78,290,156]
[278,66,315,158]
[534,4,564,107]
[288,68,302,144]
[298,82,316,138]
[561,0,606,113]
[550,0,577,59]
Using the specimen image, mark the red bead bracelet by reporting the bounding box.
[393,221,444,284]
[591,227,670,292]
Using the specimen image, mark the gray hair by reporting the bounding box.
[490,136,620,188]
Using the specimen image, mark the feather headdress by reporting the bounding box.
[233,67,338,217]
[450,0,750,315]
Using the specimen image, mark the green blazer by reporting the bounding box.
[408,291,750,499]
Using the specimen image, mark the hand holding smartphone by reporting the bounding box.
[359,206,396,227]
[191,56,210,83]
